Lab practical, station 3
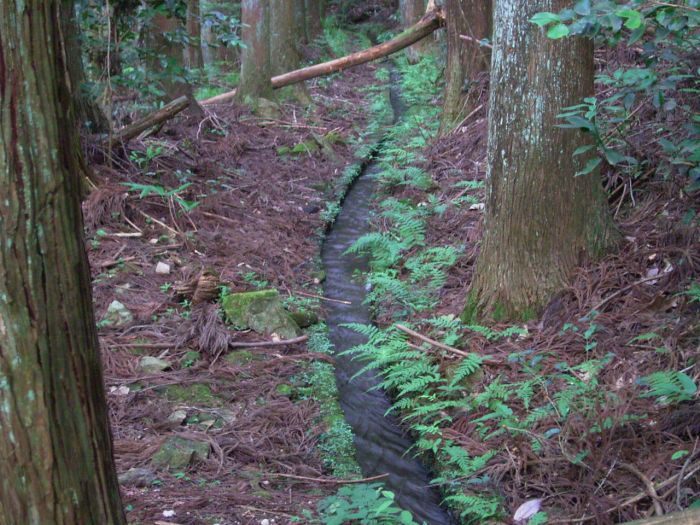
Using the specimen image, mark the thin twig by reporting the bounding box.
[266,472,389,484]
[228,335,308,348]
[591,273,672,312]
[620,463,664,517]
[293,290,352,305]
[396,323,472,357]
[459,34,493,48]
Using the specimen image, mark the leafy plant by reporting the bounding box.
[122,182,200,212]
[531,1,700,189]
[638,370,698,404]
[298,483,421,525]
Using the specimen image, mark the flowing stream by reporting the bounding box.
[321,73,453,525]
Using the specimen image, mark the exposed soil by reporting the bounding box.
[86,60,384,525]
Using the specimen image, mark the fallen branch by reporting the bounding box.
[203,8,444,105]
[106,95,189,147]
[228,335,308,348]
[397,323,503,365]
[266,472,389,484]
[108,8,445,144]
[293,289,352,305]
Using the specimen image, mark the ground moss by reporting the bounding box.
[162,383,222,406]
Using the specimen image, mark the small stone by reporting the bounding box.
[469,203,485,211]
[118,467,156,487]
[151,436,210,470]
[137,356,171,374]
[163,510,176,518]
[109,385,130,396]
[102,300,133,327]
[155,262,171,275]
[261,519,270,525]
[167,409,188,425]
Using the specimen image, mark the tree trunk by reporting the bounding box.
[271,0,309,102]
[236,0,273,102]
[143,8,202,116]
[400,0,431,62]
[186,0,204,70]
[61,0,111,132]
[0,2,126,524]
[462,0,617,323]
[438,0,491,135]
[306,0,325,40]
[271,0,302,75]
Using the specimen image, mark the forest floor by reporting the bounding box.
[86,53,388,524]
[84,16,700,525]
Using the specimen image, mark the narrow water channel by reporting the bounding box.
[321,73,453,525]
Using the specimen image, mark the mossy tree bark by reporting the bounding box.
[0,2,126,524]
[438,0,491,135]
[61,0,111,132]
[400,0,431,62]
[186,0,204,70]
[462,0,617,323]
[271,0,310,102]
[236,0,273,102]
[305,0,325,40]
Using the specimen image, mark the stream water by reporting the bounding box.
[321,75,453,525]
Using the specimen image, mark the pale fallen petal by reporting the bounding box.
[513,498,543,524]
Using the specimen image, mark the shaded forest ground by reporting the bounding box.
[87,55,386,523]
[82,13,700,525]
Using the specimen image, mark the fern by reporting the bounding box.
[639,370,697,404]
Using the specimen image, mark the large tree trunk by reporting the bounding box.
[186,0,204,70]
[0,2,126,524]
[236,0,273,102]
[61,0,111,132]
[400,0,431,62]
[305,0,325,40]
[438,0,491,135]
[271,0,309,102]
[143,7,202,115]
[462,0,617,323]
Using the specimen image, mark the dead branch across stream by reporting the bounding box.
[108,8,445,145]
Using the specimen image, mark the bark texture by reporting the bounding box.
[271,0,302,74]
[0,2,126,524]
[61,0,110,132]
[463,0,616,323]
[439,0,491,134]
[271,0,309,101]
[400,0,431,62]
[236,0,273,102]
[305,0,325,40]
[186,0,204,69]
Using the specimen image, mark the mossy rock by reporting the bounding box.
[221,289,301,339]
[224,350,259,366]
[151,436,209,470]
[275,383,294,397]
[289,309,319,328]
[162,383,221,406]
[253,97,281,119]
[179,350,201,368]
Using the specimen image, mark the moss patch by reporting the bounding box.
[162,383,222,406]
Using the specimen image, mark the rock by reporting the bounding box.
[289,310,319,328]
[221,289,301,340]
[102,300,133,327]
[167,409,188,425]
[118,467,156,487]
[137,356,171,374]
[155,261,171,275]
[254,97,281,119]
[151,436,210,470]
